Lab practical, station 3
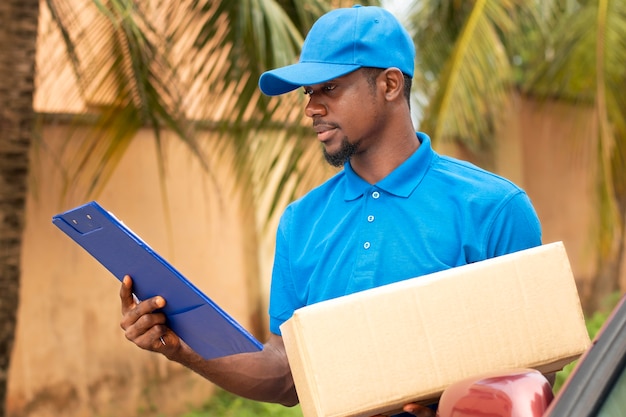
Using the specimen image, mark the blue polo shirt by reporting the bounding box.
[269,132,541,335]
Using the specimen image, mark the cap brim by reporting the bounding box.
[259,62,361,96]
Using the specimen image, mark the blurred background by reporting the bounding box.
[1,0,625,416]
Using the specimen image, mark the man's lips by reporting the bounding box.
[313,123,339,142]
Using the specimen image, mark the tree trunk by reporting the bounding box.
[587,204,625,314]
[587,143,626,314]
[0,0,39,415]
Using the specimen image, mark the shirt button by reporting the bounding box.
[363,242,371,249]
[367,215,375,222]
[372,191,380,199]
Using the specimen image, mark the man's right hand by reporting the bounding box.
[119,275,181,358]
[119,275,298,406]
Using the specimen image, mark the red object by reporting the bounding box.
[437,369,553,417]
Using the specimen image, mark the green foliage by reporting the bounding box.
[180,389,303,417]
[553,292,623,393]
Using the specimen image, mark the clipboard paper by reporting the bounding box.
[53,201,263,359]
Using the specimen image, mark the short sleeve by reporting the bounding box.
[268,206,299,335]
[484,191,542,258]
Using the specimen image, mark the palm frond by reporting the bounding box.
[40,0,378,224]
[523,0,626,254]
[414,0,530,149]
[172,0,376,224]
[43,0,213,203]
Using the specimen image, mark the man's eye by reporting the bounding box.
[303,84,336,96]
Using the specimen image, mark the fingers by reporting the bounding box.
[121,308,174,354]
[129,326,181,358]
[402,403,436,417]
[120,275,166,319]
[120,275,136,313]
[122,307,166,336]
[369,403,435,417]
[120,275,170,352]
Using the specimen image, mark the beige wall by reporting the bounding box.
[8,127,260,417]
[497,95,614,304]
[514,96,601,297]
[440,94,604,302]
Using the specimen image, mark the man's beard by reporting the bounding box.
[323,137,359,167]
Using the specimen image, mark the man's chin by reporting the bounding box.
[322,140,358,167]
[322,148,349,167]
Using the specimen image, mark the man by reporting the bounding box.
[120,5,541,417]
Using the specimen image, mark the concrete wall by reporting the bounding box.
[439,94,606,301]
[8,127,259,417]
[495,95,620,303]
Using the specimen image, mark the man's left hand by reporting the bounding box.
[401,403,436,417]
[370,403,436,417]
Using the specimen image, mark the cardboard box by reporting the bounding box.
[280,242,590,417]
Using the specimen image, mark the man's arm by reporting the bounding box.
[119,275,298,406]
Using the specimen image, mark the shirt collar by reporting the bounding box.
[343,132,435,201]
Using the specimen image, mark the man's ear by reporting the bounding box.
[381,67,405,101]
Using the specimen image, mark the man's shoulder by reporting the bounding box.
[432,153,523,194]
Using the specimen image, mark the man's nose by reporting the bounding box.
[305,97,327,118]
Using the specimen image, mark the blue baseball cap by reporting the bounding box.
[259,5,415,96]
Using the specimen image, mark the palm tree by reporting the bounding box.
[408,0,626,312]
[1,0,375,414]
[0,0,40,414]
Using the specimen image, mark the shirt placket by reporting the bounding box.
[353,187,382,277]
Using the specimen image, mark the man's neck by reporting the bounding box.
[349,130,420,184]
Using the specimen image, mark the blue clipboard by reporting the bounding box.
[52,201,263,359]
